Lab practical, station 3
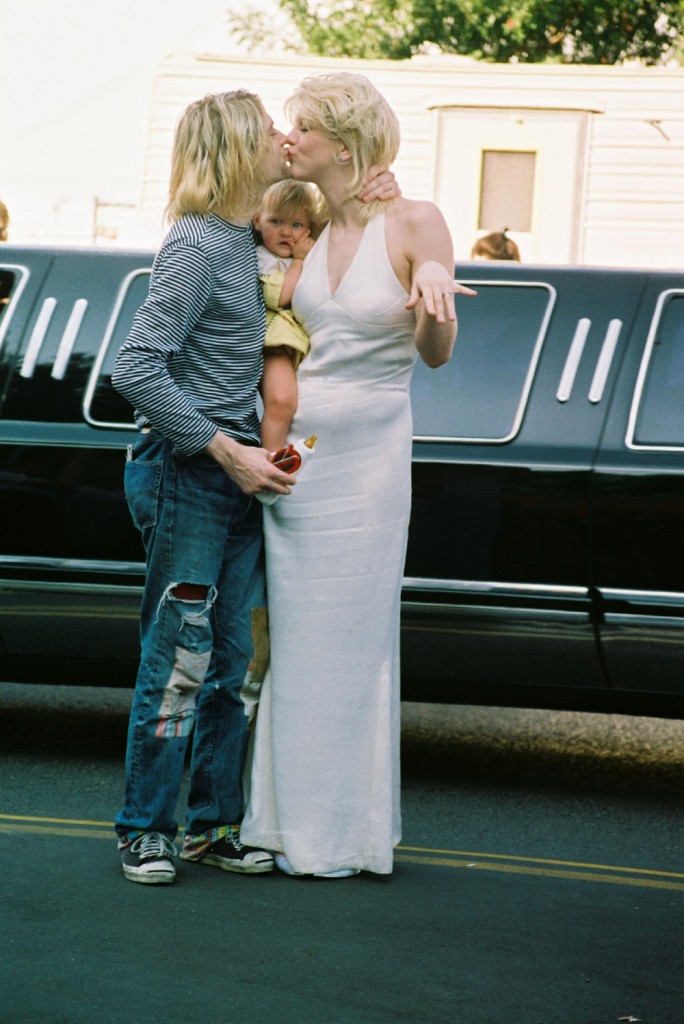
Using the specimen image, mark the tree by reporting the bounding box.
[278,0,415,58]
[228,0,684,64]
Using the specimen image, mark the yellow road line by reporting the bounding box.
[0,812,112,826]
[1,813,682,891]
[0,823,113,839]
[394,854,684,892]
[399,844,684,880]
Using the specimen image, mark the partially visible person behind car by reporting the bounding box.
[471,228,520,261]
[0,201,9,242]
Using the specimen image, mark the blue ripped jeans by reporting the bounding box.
[114,432,266,843]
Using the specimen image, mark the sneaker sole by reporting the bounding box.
[122,866,176,885]
[196,852,274,874]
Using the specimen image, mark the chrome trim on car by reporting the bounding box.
[402,576,588,599]
[402,601,590,624]
[20,297,57,378]
[556,318,591,403]
[626,288,684,453]
[588,319,622,403]
[0,562,593,603]
[51,298,89,380]
[413,280,557,445]
[599,586,684,606]
[603,614,684,630]
[0,577,143,596]
[0,263,31,354]
[83,267,151,430]
[0,555,145,575]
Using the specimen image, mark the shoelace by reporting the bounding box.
[131,832,176,860]
[226,829,244,851]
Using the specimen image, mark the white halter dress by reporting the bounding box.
[241,212,417,875]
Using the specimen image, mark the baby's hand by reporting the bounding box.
[291,233,314,260]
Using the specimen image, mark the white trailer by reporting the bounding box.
[142,51,684,268]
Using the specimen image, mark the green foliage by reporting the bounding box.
[243,0,684,63]
[411,0,684,63]
[280,0,415,58]
[227,7,305,54]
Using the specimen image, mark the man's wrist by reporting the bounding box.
[205,430,237,464]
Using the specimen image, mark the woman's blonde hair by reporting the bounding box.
[255,180,325,239]
[285,73,400,223]
[166,90,273,224]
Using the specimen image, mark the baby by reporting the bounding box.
[253,180,322,451]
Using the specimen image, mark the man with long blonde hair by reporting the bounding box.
[112,90,295,884]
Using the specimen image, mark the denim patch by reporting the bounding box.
[155,644,212,739]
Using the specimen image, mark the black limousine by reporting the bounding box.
[1,246,683,717]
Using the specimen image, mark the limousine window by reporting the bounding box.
[0,268,13,318]
[628,289,684,451]
[0,256,144,425]
[410,281,555,443]
[84,269,152,429]
[0,266,26,349]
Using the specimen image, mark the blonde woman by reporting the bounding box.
[241,73,474,878]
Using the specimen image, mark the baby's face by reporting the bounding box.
[256,205,311,258]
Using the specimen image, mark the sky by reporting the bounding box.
[1,0,260,244]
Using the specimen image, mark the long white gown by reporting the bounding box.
[241,212,417,875]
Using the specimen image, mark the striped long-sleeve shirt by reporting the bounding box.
[112,213,265,457]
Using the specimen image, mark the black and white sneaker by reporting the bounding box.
[120,832,177,885]
[181,828,274,874]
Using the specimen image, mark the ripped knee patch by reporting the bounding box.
[155,645,211,739]
[154,583,216,739]
[156,582,217,622]
[171,582,209,601]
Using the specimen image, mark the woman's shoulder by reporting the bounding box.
[385,197,446,229]
[384,199,448,256]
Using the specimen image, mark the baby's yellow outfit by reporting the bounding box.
[257,246,310,369]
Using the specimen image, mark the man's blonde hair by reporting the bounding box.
[166,90,273,224]
[255,180,325,239]
[285,73,400,223]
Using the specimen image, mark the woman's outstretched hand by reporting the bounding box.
[406,261,477,323]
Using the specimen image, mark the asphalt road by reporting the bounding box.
[1,684,683,1024]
